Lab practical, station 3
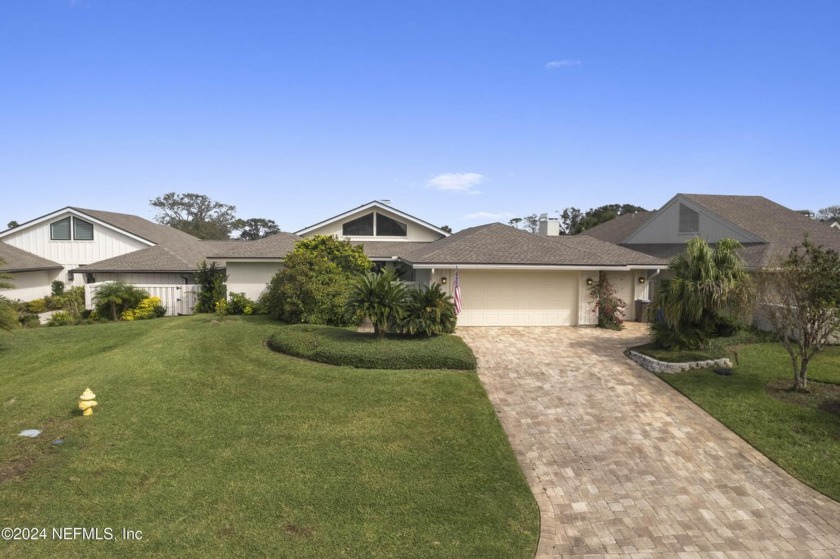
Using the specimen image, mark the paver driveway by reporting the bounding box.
[458,324,840,558]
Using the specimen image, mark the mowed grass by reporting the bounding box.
[0,316,537,558]
[658,343,840,501]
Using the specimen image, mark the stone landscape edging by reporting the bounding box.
[625,349,732,374]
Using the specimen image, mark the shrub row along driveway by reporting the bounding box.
[458,323,840,558]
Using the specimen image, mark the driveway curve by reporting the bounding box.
[458,324,840,558]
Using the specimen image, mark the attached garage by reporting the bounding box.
[402,222,666,327]
[435,269,581,326]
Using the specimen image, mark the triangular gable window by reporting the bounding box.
[50,216,95,240]
[376,213,407,236]
[341,212,408,237]
[679,204,700,234]
[343,213,374,236]
[50,217,71,240]
[74,218,94,240]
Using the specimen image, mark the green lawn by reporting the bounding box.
[0,316,537,558]
[658,343,840,501]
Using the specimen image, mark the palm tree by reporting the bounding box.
[93,282,148,321]
[347,270,408,339]
[653,237,752,347]
[397,283,457,337]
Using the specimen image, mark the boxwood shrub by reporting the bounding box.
[267,324,476,370]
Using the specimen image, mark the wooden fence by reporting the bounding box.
[84,283,200,317]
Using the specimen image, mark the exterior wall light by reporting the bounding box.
[441,276,447,285]
[638,276,646,284]
[586,278,594,286]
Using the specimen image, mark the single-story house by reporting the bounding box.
[217,200,663,326]
[5,194,835,326]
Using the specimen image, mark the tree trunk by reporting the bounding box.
[796,358,810,391]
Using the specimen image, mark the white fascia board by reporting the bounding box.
[407,263,666,271]
[0,207,156,246]
[295,201,450,237]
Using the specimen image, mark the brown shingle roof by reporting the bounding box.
[0,242,63,272]
[627,242,770,269]
[402,223,665,267]
[680,194,840,267]
[350,241,431,259]
[209,233,302,259]
[73,240,239,273]
[72,207,201,246]
[580,211,654,243]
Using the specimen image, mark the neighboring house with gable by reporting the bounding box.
[0,207,240,313]
[583,194,840,271]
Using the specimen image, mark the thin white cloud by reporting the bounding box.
[426,172,484,194]
[463,211,514,221]
[545,59,582,70]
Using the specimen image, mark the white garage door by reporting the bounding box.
[455,270,579,326]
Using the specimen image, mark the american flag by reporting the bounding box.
[453,269,462,314]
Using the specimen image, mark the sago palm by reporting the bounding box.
[347,270,408,339]
[397,283,457,337]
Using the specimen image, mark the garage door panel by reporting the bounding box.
[456,270,578,327]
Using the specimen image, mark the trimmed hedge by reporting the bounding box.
[267,324,476,370]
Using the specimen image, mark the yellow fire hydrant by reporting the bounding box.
[78,388,97,416]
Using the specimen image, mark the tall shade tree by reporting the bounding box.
[652,237,753,348]
[816,205,840,222]
[756,239,840,391]
[233,218,280,240]
[150,192,238,240]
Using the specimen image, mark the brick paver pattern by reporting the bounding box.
[457,324,840,558]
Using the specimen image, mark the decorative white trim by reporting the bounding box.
[0,207,156,246]
[295,200,450,237]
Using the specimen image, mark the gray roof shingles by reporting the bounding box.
[681,194,840,267]
[0,243,63,272]
[402,223,665,267]
[580,211,654,243]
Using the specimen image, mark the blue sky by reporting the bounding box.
[2,1,838,233]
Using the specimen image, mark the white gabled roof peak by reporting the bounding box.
[295,200,450,237]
